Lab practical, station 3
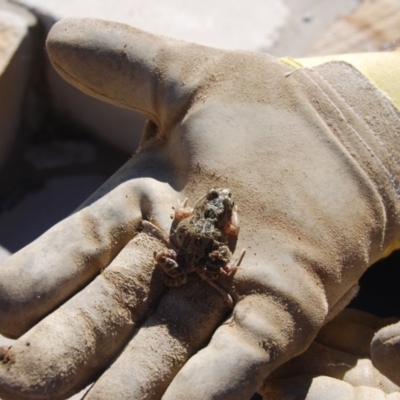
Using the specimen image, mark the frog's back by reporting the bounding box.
[172,217,222,261]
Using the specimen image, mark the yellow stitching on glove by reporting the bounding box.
[281,52,400,112]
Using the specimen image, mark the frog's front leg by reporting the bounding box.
[196,247,246,308]
[154,249,187,287]
[173,198,193,221]
[208,246,246,276]
[195,263,234,308]
[222,248,246,276]
[223,205,240,236]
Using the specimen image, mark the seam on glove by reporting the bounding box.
[297,63,400,258]
[281,51,400,112]
[309,66,400,198]
[305,64,400,202]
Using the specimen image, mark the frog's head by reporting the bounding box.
[204,188,234,222]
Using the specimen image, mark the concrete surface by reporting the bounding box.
[311,0,400,55]
[269,0,360,56]
[15,0,289,50]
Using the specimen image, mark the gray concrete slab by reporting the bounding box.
[269,0,360,56]
[15,0,289,51]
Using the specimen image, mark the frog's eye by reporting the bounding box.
[207,189,219,200]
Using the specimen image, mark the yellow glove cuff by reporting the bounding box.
[281,51,400,112]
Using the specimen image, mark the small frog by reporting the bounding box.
[154,188,245,306]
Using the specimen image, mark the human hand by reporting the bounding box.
[1,18,400,400]
[260,309,400,400]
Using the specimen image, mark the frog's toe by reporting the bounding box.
[174,198,193,220]
[209,245,231,265]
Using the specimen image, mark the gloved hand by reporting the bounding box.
[1,17,400,400]
[260,309,400,400]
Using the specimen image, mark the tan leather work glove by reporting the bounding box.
[260,309,400,400]
[0,18,400,400]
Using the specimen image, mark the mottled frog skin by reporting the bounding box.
[154,188,244,305]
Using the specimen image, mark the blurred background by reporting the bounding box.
[0,0,400,398]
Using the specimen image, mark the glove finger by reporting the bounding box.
[372,320,400,386]
[265,342,399,393]
[46,18,220,127]
[261,309,400,396]
[315,309,378,357]
[261,376,400,400]
[83,277,231,400]
[315,309,399,357]
[339,308,399,331]
[163,266,328,400]
[0,164,177,338]
[0,222,168,400]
